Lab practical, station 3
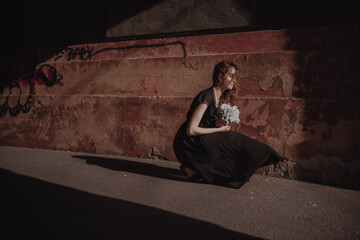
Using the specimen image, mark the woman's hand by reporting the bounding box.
[187,103,231,136]
[219,125,231,132]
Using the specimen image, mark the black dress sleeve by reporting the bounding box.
[197,89,213,105]
[191,88,213,108]
[186,88,216,127]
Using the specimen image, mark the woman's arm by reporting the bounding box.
[187,103,231,136]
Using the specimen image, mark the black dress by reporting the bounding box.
[173,87,285,188]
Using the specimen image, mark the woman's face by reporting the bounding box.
[220,67,237,90]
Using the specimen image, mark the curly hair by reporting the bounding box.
[212,61,238,105]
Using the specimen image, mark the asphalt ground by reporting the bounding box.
[1,146,359,240]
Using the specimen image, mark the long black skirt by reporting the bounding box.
[173,122,284,186]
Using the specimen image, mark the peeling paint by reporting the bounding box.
[76,136,96,153]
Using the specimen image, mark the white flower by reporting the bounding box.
[218,103,240,125]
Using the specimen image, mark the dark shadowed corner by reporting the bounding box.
[285,24,360,190]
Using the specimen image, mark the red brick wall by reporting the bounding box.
[1,24,359,188]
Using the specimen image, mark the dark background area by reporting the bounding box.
[0,0,359,54]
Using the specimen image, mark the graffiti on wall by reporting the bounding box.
[54,41,187,61]
[0,63,63,117]
[1,41,186,117]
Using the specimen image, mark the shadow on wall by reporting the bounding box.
[286,26,360,189]
[0,1,164,111]
[0,0,166,52]
[254,0,359,30]
[0,168,263,240]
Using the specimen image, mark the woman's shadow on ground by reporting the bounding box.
[72,155,189,182]
[72,155,249,189]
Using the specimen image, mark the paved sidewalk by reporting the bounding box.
[1,146,359,240]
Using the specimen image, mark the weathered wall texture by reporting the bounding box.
[106,0,253,38]
[1,24,359,189]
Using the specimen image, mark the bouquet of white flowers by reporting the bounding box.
[216,103,240,126]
